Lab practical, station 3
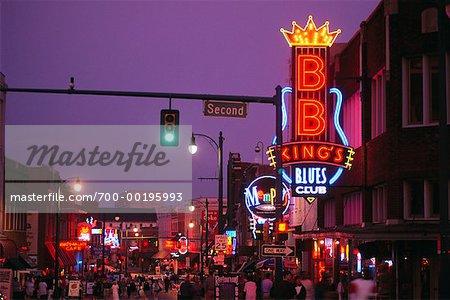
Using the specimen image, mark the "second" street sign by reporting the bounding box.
[203,100,248,118]
[261,244,295,257]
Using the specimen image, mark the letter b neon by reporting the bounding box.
[298,55,325,91]
[298,99,326,136]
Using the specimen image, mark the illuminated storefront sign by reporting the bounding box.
[244,175,290,221]
[268,16,354,204]
[178,235,188,255]
[225,230,237,255]
[104,229,120,248]
[244,175,290,239]
[60,241,88,252]
[77,222,92,242]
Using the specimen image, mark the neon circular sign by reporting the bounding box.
[244,175,290,221]
[178,236,188,255]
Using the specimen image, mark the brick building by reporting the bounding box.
[294,1,449,299]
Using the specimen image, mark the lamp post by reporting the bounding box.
[189,133,224,234]
[54,177,81,299]
[254,141,264,165]
[189,198,209,276]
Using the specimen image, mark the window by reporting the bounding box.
[343,92,362,148]
[343,192,362,225]
[403,54,446,126]
[403,179,450,220]
[372,184,387,223]
[323,199,336,228]
[371,70,386,138]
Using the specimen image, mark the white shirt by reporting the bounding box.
[244,281,257,300]
[261,278,273,294]
[300,279,315,300]
[349,279,376,300]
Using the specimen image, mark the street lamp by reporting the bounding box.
[254,141,264,165]
[189,221,195,229]
[188,132,224,234]
[55,177,81,299]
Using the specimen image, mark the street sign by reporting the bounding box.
[261,244,295,257]
[215,234,228,251]
[203,100,247,118]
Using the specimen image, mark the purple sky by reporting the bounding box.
[1,0,378,198]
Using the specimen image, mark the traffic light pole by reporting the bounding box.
[274,86,284,283]
[1,84,284,277]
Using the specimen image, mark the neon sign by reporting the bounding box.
[280,16,341,48]
[60,241,88,252]
[178,235,188,255]
[77,222,91,242]
[244,175,290,221]
[272,17,354,204]
[104,229,120,248]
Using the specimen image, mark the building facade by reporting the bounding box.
[294,1,449,299]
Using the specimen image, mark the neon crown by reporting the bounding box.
[280,15,341,47]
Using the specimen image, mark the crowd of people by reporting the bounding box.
[9,271,180,300]
[8,263,392,300]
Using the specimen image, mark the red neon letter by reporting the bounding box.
[298,55,325,91]
[281,147,291,162]
[298,99,326,136]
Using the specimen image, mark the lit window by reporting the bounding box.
[343,191,362,225]
[372,184,387,223]
[342,92,362,148]
[403,179,450,220]
[371,70,386,138]
[323,199,336,228]
[402,54,448,126]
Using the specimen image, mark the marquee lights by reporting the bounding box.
[280,15,341,47]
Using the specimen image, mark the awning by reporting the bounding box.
[4,257,29,270]
[19,254,38,268]
[45,242,77,267]
[237,260,255,273]
[152,249,171,259]
[255,258,273,270]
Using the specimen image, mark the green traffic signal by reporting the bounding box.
[160,109,179,146]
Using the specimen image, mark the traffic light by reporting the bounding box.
[160,109,179,146]
[276,221,288,242]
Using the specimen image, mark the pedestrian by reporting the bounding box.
[164,275,170,292]
[111,281,120,300]
[315,272,336,300]
[24,276,35,299]
[120,278,127,298]
[349,272,376,300]
[376,263,393,299]
[203,270,215,300]
[38,280,48,300]
[129,279,137,299]
[179,275,196,300]
[12,277,24,299]
[294,276,307,300]
[261,272,273,299]
[336,274,348,300]
[143,279,152,299]
[243,274,257,300]
[300,272,315,300]
[270,271,297,299]
[152,278,163,300]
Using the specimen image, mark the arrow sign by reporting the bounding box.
[261,244,295,257]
